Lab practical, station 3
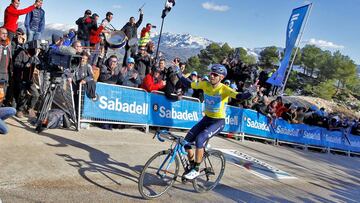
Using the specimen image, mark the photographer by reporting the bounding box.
[164,67,183,101]
[99,55,121,84]
[14,42,41,118]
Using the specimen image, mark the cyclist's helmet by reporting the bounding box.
[210,64,227,77]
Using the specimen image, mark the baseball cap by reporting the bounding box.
[230,83,238,90]
[224,79,230,84]
[191,71,198,76]
[127,57,135,64]
[16,28,25,35]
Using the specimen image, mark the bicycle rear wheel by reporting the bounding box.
[138,150,180,199]
[192,149,225,193]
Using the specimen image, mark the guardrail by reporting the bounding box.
[78,82,360,155]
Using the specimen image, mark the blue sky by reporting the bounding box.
[1,0,359,63]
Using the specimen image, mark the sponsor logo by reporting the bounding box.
[303,131,321,140]
[326,134,342,144]
[246,117,270,132]
[98,96,148,115]
[275,126,300,137]
[159,106,199,121]
[225,115,238,126]
[288,13,300,38]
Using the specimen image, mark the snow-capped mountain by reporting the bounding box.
[152,32,213,49]
[151,32,214,62]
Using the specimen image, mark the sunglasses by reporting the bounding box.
[210,72,220,77]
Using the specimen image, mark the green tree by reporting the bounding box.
[313,80,336,100]
[301,45,323,77]
[259,46,279,66]
[238,47,257,65]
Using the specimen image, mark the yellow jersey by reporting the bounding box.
[191,81,238,119]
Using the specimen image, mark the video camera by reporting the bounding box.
[24,39,49,51]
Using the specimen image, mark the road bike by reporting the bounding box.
[138,130,226,199]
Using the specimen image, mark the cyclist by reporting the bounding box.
[176,64,256,180]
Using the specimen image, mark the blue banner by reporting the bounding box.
[241,109,273,139]
[274,119,303,143]
[267,4,310,86]
[322,130,347,151]
[346,134,360,153]
[223,106,242,133]
[82,83,149,124]
[148,93,203,129]
[300,124,323,146]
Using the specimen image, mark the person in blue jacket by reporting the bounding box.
[24,0,45,41]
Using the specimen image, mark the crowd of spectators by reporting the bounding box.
[0,0,359,136]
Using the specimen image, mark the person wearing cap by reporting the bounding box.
[224,79,230,86]
[184,71,197,97]
[119,57,141,87]
[4,0,42,40]
[24,0,45,41]
[76,9,93,47]
[135,45,153,82]
[176,64,255,180]
[99,55,122,84]
[140,66,166,92]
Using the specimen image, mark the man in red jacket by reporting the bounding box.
[4,0,42,40]
[141,66,166,92]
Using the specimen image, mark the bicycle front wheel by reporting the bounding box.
[193,149,226,193]
[138,150,180,199]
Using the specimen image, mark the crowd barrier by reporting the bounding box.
[78,82,360,154]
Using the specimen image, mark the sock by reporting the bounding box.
[189,160,195,169]
[194,162,200,172]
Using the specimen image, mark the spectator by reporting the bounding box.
[275,96,286,117]
[134,46,153,81]
[295,107,305,124]
[48,34,63,54]
[224,79,230,86]
[89,13,107,66]
[24,0,45,41]
[179,62,186,74]
[62,29,76,47]
[140,66,166,92]
[71,40,83,54]
[139,23,153,47]
[76,9,93,47]
[99,55,121,84]
[118,57,141,87]
[3,0,40,40]
[184,71,197,97]
[101,11,113,31]
[0,28,12,105]
[121,10,143,65]
[281,105,297,124]
[164,68,183,101]
[0,107,16,134]
[158,58,167,81]
[71,51,96,100]
[266,100,278,118]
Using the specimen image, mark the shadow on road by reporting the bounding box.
[9,118,145,200]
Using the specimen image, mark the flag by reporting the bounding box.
[267,4,311,87]
[162,0,176,18]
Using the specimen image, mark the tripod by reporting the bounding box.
[35,76,77,133]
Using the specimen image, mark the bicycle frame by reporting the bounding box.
[157,142,188,178]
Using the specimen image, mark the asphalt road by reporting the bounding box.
[1,118,360,202]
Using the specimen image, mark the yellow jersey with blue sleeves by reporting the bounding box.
[191,81,238,119]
